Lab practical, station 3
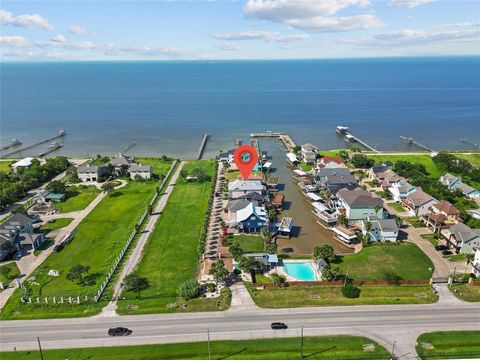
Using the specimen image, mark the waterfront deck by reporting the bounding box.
[250,131,296,151]
[400,136,435,152]
[1,130,66,158]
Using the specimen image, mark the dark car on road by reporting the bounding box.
[271,322,288,330]
[108,327,132,336]
[435,245,448,251]
[442,250,453,256]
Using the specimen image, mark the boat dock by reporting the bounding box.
[1,138,22,151]
[37,143,64,157]
[196,133,209,160]
[250,131,297,150]
[400,136,435,152]
[459,138,479,150]
[1,130,66,158]
[122,142,137,154]
[338,130,378,153]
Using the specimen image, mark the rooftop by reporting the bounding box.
[337,188,383,208]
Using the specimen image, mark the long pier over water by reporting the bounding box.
[196,133,209,160]
[1,130,66,158]
[250,132,297,151]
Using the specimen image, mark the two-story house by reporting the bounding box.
[129,164,152,180]
[439,173,480,199]
[337,188,384,220]
[235,202,269,233]
[389,179,417,202]
[402,190,438,217]
[300,143,318,164]
[228,180,266,200]
[77,164,109,182]
[422,201,461,233]
[317,168,358,195]
[0,213,44,260]
[362,218,399,243]
[442,223,480,254]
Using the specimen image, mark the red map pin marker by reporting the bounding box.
[233,145,259,180]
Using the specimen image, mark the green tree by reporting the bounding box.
[46,180,66,194]
[268,208,276,222]
[228,241,243,261]
[313,244,335,263]
[11,204,27,215]
[337,214,348,226]
[342,283,360,298]
[265,242,277,254]
[238,256,255,274]
[209,260,229,284]
[66,264,90,283]
[177,279,201,300]
[0,266,12,279]
[261,228,272,242]
[270,273,286,287]
[322,264,340,281]
[101,181,115,195]
[0,241,16,256]
[382,269,401,286]
[124,273,150,299]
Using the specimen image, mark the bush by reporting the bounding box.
[206,283,216,292]
[177,279,201,300]
[342,283,361,298]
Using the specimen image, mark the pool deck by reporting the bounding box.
[268,259,321,282]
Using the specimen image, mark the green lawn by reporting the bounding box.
[300,163,313,171]
[0,160,14,172]
[231,235,264,253]
[2,335,390,360]
[420,233,440,247]
[449,283,480,302]
[456,154,480,167]
[406,217,425,228]
[389,202,406,212]
[135,157,173,177]
[334,243,434,280]
[225,170,263,180]
[0,262,20,286]
[367,154,443,178]
[1,180,158,319]
[246,284,437,307]
[416,331,480,359]
[54,185,100,213]
[117,160,217,315]
[39,218,74,233]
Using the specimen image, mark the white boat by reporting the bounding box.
[336,126,349,134]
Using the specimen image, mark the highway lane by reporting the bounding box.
[1,302,479,354]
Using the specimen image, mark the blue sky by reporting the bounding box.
[1,0,479,60]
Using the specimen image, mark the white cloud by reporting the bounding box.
[0,35,27,48]
[243,0,382,32]
[68,25,94,35]
[216,43,242,51]
[388,0,435,8]
[35,38,96,51]
[212,30,308,42]
[103,43,209,59]
[0,9,53,30]
[1,49,75,60]
[51,34,66,43]
[342,27,480,47]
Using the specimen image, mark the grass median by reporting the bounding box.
[2,335,390,359]
[416,331,480,359]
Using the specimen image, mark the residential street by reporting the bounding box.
[1,286,479,359]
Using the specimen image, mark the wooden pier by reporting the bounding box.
[459,138,479,150]
[122,142,137,154]
[342,131,378,153]
[37,143,63,157]
[196,133,209,160]
[1,130,66,158]
[400,136,434,152]
[250,131,297,151]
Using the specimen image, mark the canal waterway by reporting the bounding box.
[258,139,353,255]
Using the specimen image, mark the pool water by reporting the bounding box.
[283,261,317,281]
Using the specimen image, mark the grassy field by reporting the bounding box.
[2,335,390,359]
[117,160,218,315]
[406,217,425,228]
[420,233,439,247]
[231,234,264,253]
[225,170,263,181]
[0,262,20,286]
[0,160,14,172]
[334,243,434,280]
[416,331,480,359]
[449,283,480,302]
[366,154,443,178]
[54,185,100,213]
[246,284,437,307]
[1,181,158,319]
[389,202,406,212]
[456,153,480,167]
[39,218,74,233]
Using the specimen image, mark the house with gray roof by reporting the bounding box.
[228,180,266,200]
[316,168,358,194]
[300,143,318,164]
[389,179,417,202]
[362,218,399,242]
[129,164,152,180]
[442,223,480,254]
[0,213,44,260]
[439,173,480,199]
[235,202,268,233]
[77,164,109,182]
[402,189,438,217]
[439,173,461,189]
[337,188,384,220]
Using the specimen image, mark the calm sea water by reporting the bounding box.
[1,57,479,158]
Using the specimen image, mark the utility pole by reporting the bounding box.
[207,328,211,360]
[343,266,350,287]
[37,337,44,360]
[300,324,304,358]
[391,340,397,359]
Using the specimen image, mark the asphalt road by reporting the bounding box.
[1,301,479,358]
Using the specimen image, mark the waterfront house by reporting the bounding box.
[0,213,44,260]
[300,143,318,164]
[332,224,358,245]
[442,223,480,254]
[286,152,299,165]
[439,173,462,189]
[129,164,152,180]
[228,180,265,200]
[336,188,384,220]
[389,179,417,202]
[375,169,403,189]
[368,163,392,180]
[235,202,268,233]
[362,218,399,242]
[472,247,480,277]
[402,190,438,217]
[11,157,35,173]
[226,199,258,223]
[110,153,134,168]
[422,201,461,233]
[77,164,109,182]
[312,202,337,225]
[218,149,235,163]
[456,183,480,199]
[317,156,346,170]
[316,168,358,195]
[242,253,278,270]
[271,194,285,210]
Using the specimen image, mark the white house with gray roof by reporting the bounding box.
[362,218,399,242]
[77,164,109,182]
[228,180,265,200]
[442,223,480,254]
[0,213,44,260]
[300,143,318,164]
[129,164,152,180]
[337,188,384,220]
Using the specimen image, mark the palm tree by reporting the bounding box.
[374,204,383,217]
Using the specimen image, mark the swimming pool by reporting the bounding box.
[283,261,317,281]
